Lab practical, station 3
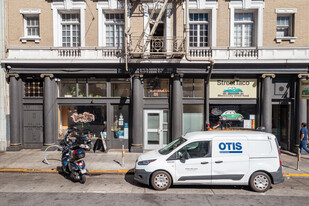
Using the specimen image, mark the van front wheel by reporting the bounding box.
[151,171,172,191]
[250,172,271,192]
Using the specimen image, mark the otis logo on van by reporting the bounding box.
[219,142,242,153]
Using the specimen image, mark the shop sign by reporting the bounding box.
[210,79,257,99]
[300,80,309,99]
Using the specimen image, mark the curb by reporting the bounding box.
[0,168,134,174]
[1,169,309,177]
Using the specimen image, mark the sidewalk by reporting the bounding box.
[0,149,309,176]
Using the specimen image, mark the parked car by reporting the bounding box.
[134,131,284,192]
[223,87,243,95]
[220,110,243,121]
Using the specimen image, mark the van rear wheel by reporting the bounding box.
[250,172,271,192]
[151,171,172,191]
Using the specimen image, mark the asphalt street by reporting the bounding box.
[0,172,309,205]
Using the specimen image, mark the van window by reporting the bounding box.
[177,141,210,159]
[159,137,187,155]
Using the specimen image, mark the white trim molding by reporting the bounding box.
[229,0,264,47]
[97,0,127,47]
[275,8,297,43]
[20,9,41,43]
[183,1,218,47]
[51,1,86,47]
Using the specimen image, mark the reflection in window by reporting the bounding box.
[89,80,106,97]
[183,79,204,98]
[183,105,204,134]
[111,79,130,97]
[210,105,256,129]
[58,105,106,139]
[177,141,209,159]
[144,78,169,97]
[111,105,129,139]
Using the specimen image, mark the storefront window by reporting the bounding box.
[58,105,106,139]
[111,105,129,139]
[209,105,256,130]
[144,78,169,97]
[183,79,204,98]
[59,78,107,98]
[88,79,106,97]
[183,105,204,134]
[77,79,86,97]
[111,79,130,97]
[60,79,77,97]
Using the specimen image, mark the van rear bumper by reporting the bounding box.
[270,166,284,184]
[134,169,152,185]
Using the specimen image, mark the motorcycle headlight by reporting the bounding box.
[137,159,156,165]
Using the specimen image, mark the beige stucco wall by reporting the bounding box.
[264,0,309,47]
[216,0,230,47]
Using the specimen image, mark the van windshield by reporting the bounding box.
[159,137,187,155]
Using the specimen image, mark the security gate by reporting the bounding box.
[23,105,43,148]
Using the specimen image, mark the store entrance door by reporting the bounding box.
[272,104,289,150]
[144,110,168,150]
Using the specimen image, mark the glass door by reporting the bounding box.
[272,104,289,150]
[144,110,168,150]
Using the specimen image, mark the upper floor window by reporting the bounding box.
[61,13,81,47]
[189,13,209,47]
[275,8,297,43]
[104,13,125,47]
[20,9,41,43]
[234,12,254,47]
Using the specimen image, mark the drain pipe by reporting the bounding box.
[184,0,214,128]
[124,0,128,71]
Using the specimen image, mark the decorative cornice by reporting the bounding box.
[262,74,275,79]
[5,74,19,79]
[298,74,309,79]
[40,74,54,78]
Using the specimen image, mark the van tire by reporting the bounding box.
[151,171,172,191]
[250,172,271,192]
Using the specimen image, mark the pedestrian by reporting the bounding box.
[299,122,309,159]
[212,121,223,130]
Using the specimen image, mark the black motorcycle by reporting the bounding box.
[60,128,92,184]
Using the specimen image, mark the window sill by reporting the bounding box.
[20,37,41,43]
[275,37,297,43]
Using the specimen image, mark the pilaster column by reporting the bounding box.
[131,74,143,152]
[7,74,22,150]
[41,74,54,146]
[296,75,308,148]
[261,74,275,133]
[172,74,183,140]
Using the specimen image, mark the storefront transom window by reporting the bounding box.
[144,78,169,98]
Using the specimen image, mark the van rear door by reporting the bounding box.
[212,136,249,184]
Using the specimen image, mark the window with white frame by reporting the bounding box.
[234,12,254,47]
[61,12,81,47]
[189,13,209,47]
[104,13,124,47]
[277,15,293,37]
[20,9,41,43]
[25,16,40,37]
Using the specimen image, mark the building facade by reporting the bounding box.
[2,0,309,152]
[0,0,9,151]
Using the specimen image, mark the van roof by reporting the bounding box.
[183,131,274,141]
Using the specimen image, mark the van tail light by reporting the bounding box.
[278,149,282,166]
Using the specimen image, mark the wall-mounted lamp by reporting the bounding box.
[6,65,11,72]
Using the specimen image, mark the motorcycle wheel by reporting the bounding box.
[80,174,86,184]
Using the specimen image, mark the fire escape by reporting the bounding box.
[128,0,185,59]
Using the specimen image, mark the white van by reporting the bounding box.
[134,131,284,192]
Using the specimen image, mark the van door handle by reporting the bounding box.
[215,161,223,164]
[201,161,208,164]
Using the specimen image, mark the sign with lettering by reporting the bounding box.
[210,79,257,99]
[300,80,309,99]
